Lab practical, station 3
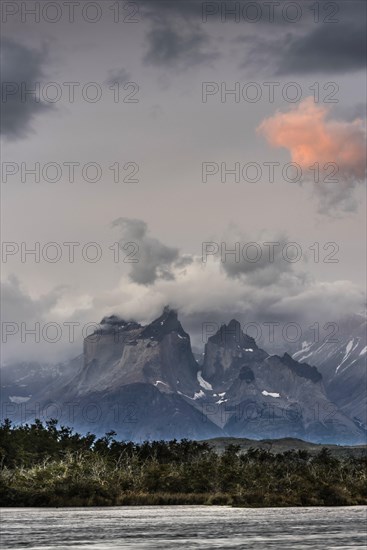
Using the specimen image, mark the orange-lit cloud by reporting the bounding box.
[258,97,366,180]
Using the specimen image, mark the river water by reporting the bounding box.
[1,506,366,549]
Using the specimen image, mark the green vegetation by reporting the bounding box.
[205,437,367,458]
[1,419,366,507]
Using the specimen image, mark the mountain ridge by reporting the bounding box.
[1,308,366,444]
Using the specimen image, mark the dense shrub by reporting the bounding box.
[0,419,366,507]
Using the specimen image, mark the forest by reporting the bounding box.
[1,419,366,507]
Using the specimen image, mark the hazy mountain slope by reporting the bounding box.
[293,315,367,426]
[1,310,365,444]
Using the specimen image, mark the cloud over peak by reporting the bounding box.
[112,217,186,285]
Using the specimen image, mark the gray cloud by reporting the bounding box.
[112,217,182,284]
[1,275,63,322]
[277,23,366,75]
[139,0,205,22]
[105,67,131,86]
[139,0,219,69]
[216,233,295,283]
[1,276,70,363]
[0,275,107,363]
[141,0,366,75]
[109,222,363,347]
[143,24,218,69]
[1,38,52,140]
[334,102,367,123]
[2,223,364,363]
[237,1,366,77]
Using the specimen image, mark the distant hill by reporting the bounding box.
[204,437,367,457]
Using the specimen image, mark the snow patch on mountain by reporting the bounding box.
[197,370,213,391]
[293,341,313,361]
[9,396,31,404]
[193,390,205,400]
[262,390,280,398]
[178,389,205,400]
[216,397,228,404]
[154,380,168,387]
[336,339,356,373]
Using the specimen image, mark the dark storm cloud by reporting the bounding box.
[112,217,182,284]
[277,22,366,75]
[143,24,218,68]
[239,13,366,76]
[1,39,52,140]
[141,0,365,72]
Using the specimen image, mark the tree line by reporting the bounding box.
[1,419,366,507]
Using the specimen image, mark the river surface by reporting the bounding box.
[1,506,366,549]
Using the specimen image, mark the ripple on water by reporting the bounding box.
[0,506,366,549]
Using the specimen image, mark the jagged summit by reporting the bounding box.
[208,319,258,351]
[99,315,141,333]
[202,319,265,385]
[140,306,188,341]
[101,314,126,326]
[98,307,184,339]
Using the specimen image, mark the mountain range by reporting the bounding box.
[1,308,366,444]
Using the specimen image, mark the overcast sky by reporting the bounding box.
[1,0,366,362]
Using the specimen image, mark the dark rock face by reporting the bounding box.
[278,353,322,383]
[202,320,264,386]
[58,383,222,441]
[239,366,255,383]
[1,309,365,444]
[139,306,187,342]
[197,321,365,444]
[208,319,257,350]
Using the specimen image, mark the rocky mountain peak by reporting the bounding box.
[208,320,258,351]
[100,314,126,326]
[99,315,141,334]
[140,306,188,342]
